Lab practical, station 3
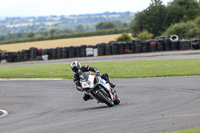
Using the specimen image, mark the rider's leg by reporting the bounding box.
[101,73,115,88]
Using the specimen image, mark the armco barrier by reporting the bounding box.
[1,36,200,64]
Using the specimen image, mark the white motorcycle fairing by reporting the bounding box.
[81,74,116,102]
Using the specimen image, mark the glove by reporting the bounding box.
[96,72,101,76]
[76,86,82,91]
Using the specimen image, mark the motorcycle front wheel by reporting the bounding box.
[96,90,114,107]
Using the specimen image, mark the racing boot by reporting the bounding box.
[106,80,116,88]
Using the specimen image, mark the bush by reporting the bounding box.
[137,30,154,40]
[163,20,200,39]
[116,33,132,42]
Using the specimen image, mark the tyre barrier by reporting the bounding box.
[86,46,94,57]
[97,43,106,56]
[69,46,75,58]
[191,39,200,49]
[80,45,87,57]
[170,35,179,50]
[130,40,136,53]
[179,39,191,50]
[149,39,158,52]
[57,47,63,59]
[75,46,81,57]
[135,40,143,53]
[164,37,171,51]
[52,48,57,59]
[1,36,200,64]
[142,40,149,53]
[157,39,165,51]
[62,47,69,59]
[110,41,118,55]
[124,42,131,54]
[105,44,112,55]
[118,42,125,54]
[30,47,38,60]
[93,47,98,57]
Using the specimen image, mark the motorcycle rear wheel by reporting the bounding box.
[97,90,114,107]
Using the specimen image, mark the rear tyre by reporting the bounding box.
[97,90,114,107]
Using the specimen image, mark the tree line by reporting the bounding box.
[1,0,200,44]
[130,0,200,39]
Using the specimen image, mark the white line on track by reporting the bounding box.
[0,78,63,81]
[0,109,8,118]
[175,113,200,118]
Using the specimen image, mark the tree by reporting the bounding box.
[75,25,84,32]
[167,0,200,23]
[130,0,200,37]
[50,29,56,38]
[26,32,35,38]
[130,0,169,37]
[95,21,116,30]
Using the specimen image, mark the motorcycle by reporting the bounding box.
[79,71,120,107]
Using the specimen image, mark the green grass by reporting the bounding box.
[165,128,200,133]
[0,59,200,79]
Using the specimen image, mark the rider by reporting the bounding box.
[71,61,115,101]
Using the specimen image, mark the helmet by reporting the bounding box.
[71,61,81,72]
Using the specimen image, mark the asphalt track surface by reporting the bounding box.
[0,77,200,133]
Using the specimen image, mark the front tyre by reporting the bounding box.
[97,90,114,107]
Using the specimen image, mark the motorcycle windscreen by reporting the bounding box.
[81,72,92,81]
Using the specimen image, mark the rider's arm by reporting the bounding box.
[82,65,99,73]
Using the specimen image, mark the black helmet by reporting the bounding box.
[71,61,81,72]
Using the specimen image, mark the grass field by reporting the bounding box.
[165,128,200,133]
[0,34,122,52]
[0,59,199,79]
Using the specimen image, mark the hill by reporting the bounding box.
[0,12,135,36]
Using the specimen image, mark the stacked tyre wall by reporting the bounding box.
[0,35,200,63]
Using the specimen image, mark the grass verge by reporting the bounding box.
[0,59,200,79]
[165,128,200,133]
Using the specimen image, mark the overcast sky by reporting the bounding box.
[0,0,173,18]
